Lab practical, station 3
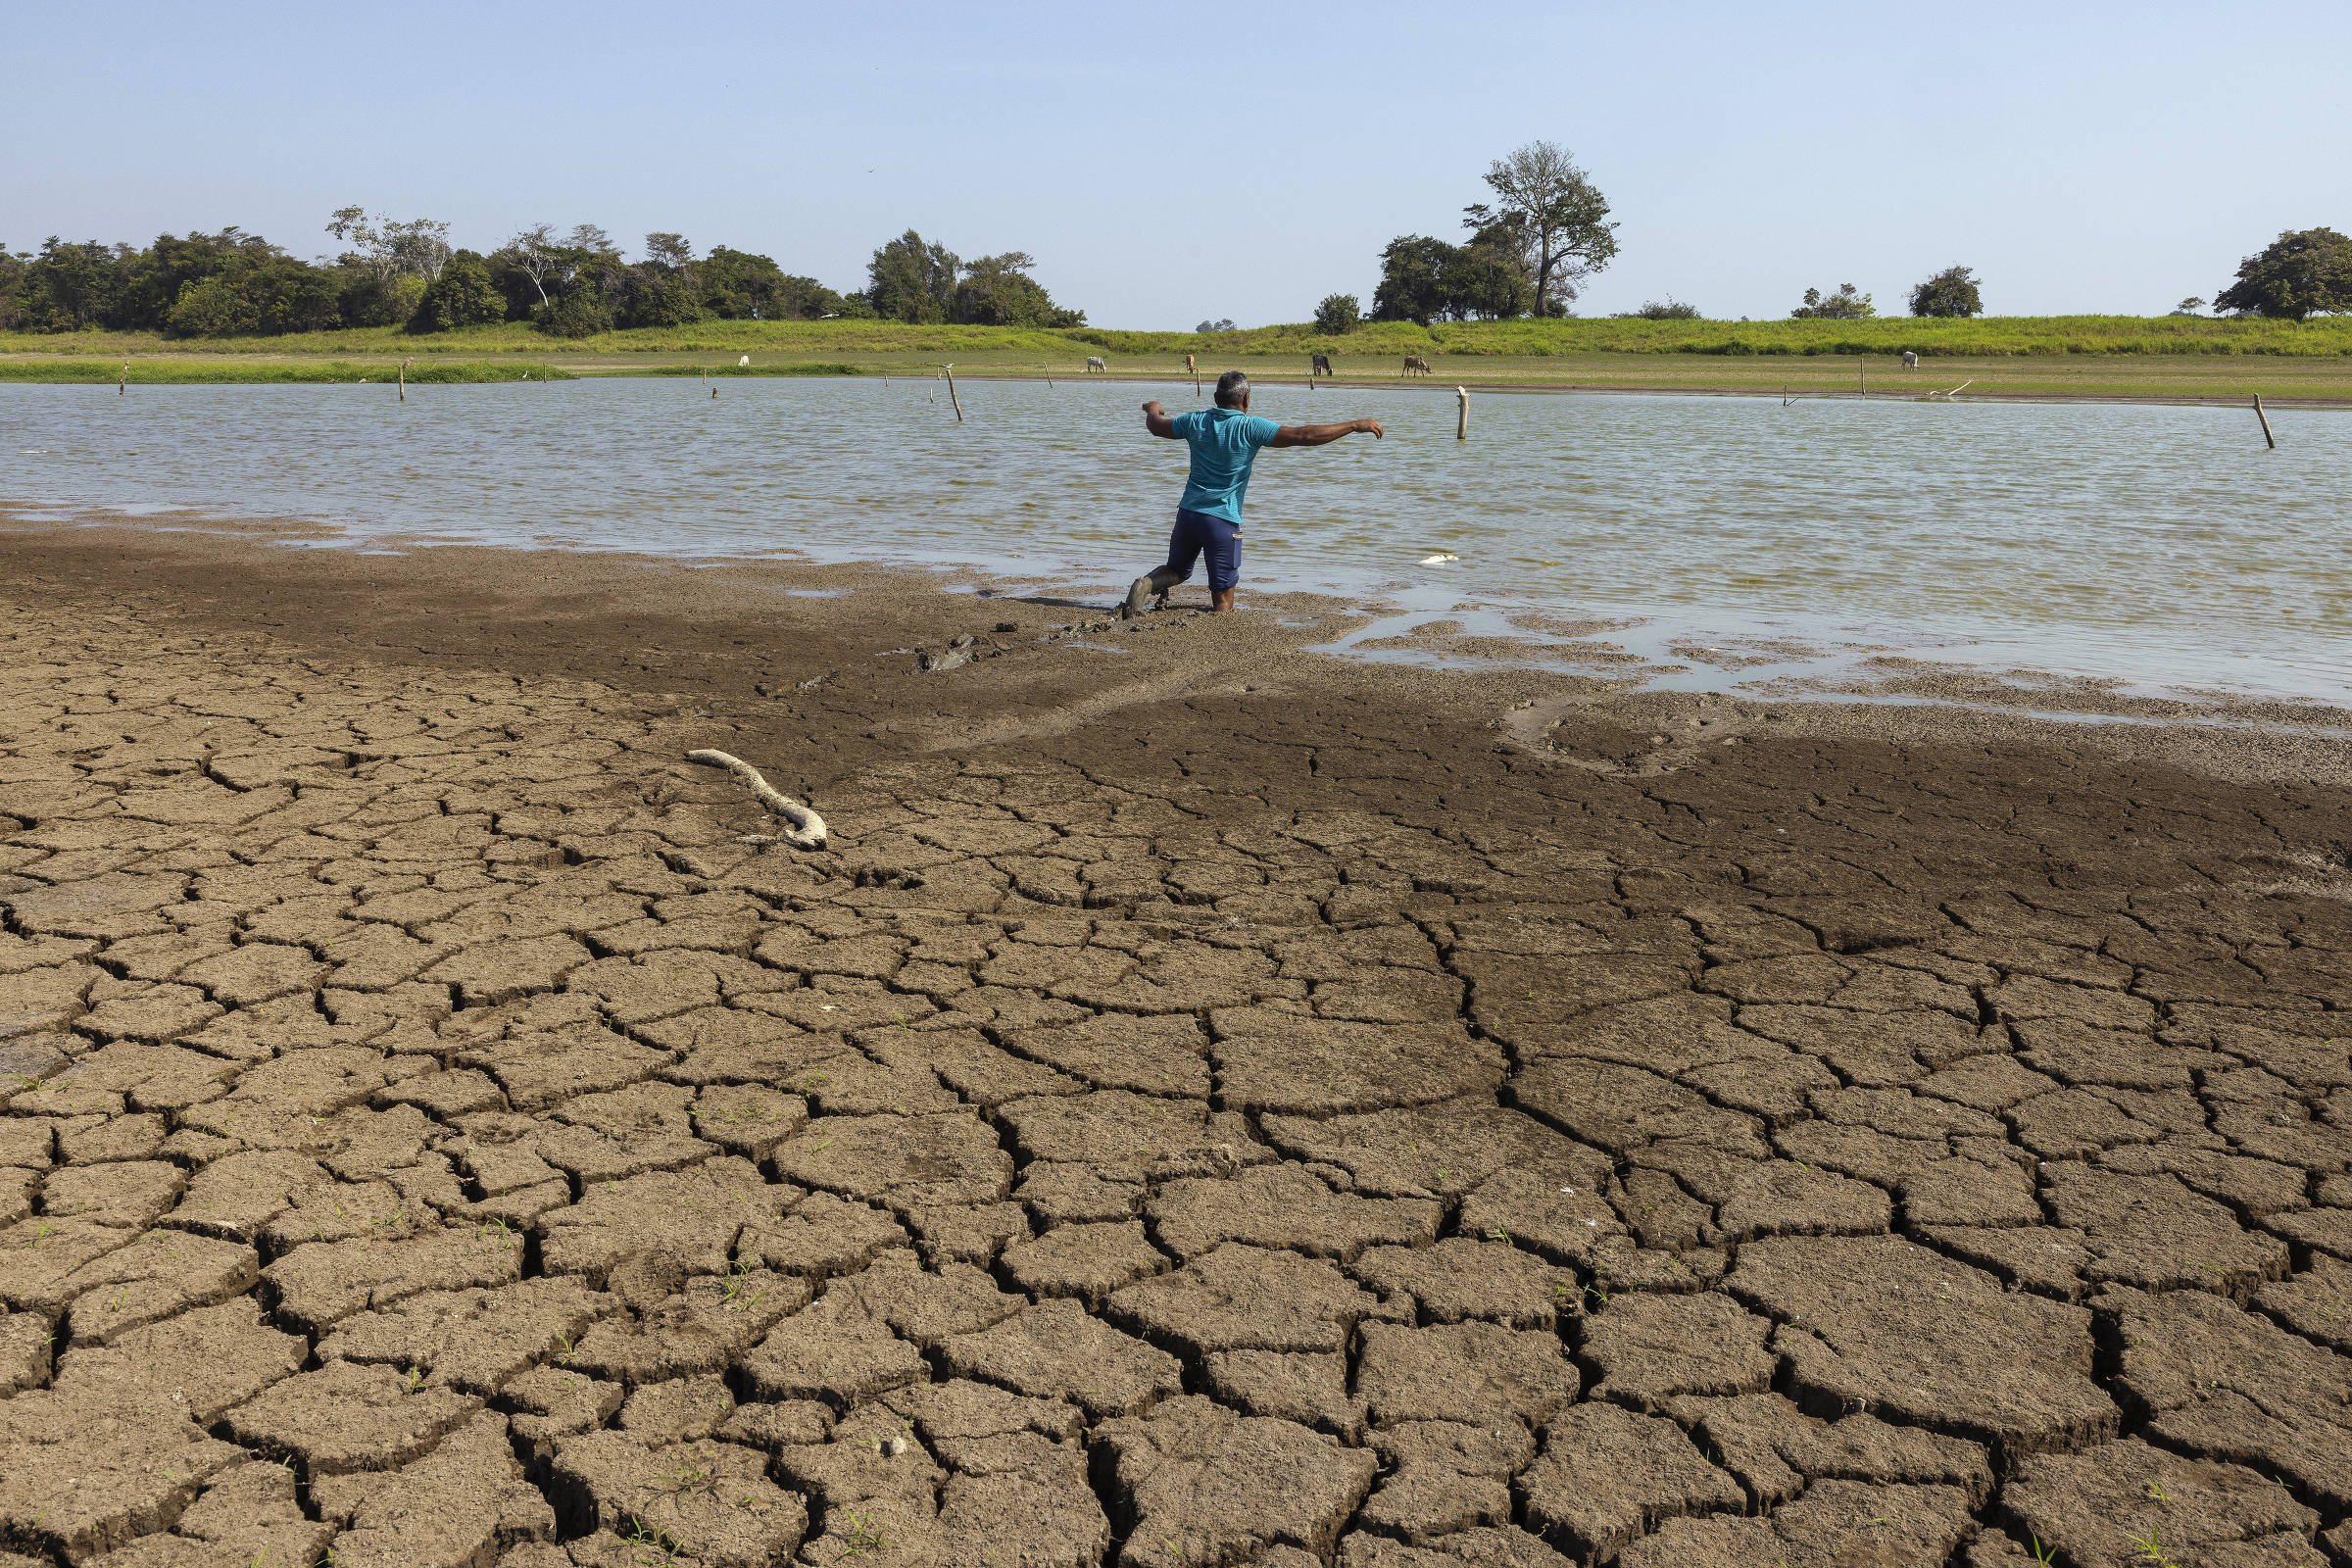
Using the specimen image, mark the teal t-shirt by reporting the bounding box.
[1170,408,1281,523]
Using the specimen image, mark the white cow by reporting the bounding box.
[1085,356,1106,373]
[1901,351,1919,368]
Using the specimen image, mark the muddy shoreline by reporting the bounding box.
[4,522,2352,1567]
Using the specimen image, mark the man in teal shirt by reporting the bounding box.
[1124,369,1383,614]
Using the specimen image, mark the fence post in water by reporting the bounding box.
[2254,395,2277,450]
[943,364,963,423]
[1456,386,1469,441]
[399,358,412,403]
[1858,357,1866,398]
[119,359,127,396]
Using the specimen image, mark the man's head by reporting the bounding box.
[1214,370,1250,410]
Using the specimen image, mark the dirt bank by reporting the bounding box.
[4,524,2351,1568]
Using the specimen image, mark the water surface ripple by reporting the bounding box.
[3,377,2344,702]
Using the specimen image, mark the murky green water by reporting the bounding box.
[4,376,2344,702]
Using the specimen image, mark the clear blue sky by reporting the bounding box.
[7,0,2347,328]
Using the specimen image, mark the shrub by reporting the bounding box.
[408,251,508,333]
[1313,294,1361,334]
[339,272,424,329]
[1909,266,1983,318]
[539,287,613,338]
[1614,298,1700,319]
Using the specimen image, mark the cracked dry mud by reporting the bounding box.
[4,531,2352,1568]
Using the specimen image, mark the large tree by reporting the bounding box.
[1909,266,1983,318]
[1370,235,1454,325]
[699,246,858,320]
[1460,140,1617,318]
[1370,234,1531,324]
[502,223,567,312]
[950,252,1083,327]
[2214,227,2352,321]
[326,207,453,285]
[866,229,959,323]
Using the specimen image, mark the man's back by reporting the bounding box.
[1170,407,1280,522]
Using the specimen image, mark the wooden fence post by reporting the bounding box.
[2254,395,2277,450]
[1456,386,1469,441]
[944,364,963,423]
[120,359,127,396]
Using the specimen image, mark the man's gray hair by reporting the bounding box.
[1214,369,1250,408]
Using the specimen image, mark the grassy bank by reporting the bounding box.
[640,361,865,377]
[0,358,574,384]
[5,314,2351,363]
[4,318,2347,402]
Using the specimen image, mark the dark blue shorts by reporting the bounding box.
[1162,508,1241,593]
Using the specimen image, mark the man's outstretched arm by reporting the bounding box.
[1270,417,1383,448]
[1141,401,1181,438]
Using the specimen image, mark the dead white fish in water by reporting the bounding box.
[1420,553,1460,564]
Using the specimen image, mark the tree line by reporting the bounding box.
[0,215,1083,338]
[1329,140,2349,330]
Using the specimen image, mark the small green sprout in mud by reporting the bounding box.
[657,1460,715,1497]
[2144,1479,2170,1506]
[1584,1283,1611,1308]
[619,1519,685,1565]
[720,1258,760,1304]
[404,1366,427,1394]
[2027,1534,2057,1565]
[839,1511,888,1556]
[477,1217,515,1250]
[1486,1228,1513,1245]
[2127,1524,2181,1567]
[552,1333,575,1364]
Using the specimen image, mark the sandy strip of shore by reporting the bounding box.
[4,522,2351,1568]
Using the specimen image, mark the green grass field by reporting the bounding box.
[0,358,575,384]
[4,317,2349,402]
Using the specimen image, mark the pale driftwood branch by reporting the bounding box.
[685,749,828,850]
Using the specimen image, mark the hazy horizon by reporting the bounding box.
[8,0,2348,330]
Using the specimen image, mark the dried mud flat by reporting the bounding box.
[4,527,2352,1568]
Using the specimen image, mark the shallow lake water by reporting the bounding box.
[3,376,2345,704]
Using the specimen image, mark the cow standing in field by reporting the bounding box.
[1185,354,1197,376]
[1402,356,1433,376]
[1901,351,1919,368]
[1311,353,1333,379]
[1086,356,1107,373]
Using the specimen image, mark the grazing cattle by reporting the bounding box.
[1185,354,1197,375]
[1085,356,1106,373]
[1901,351,1919,368]
[1311,353,1333,378]
[1403,356,1433,376]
